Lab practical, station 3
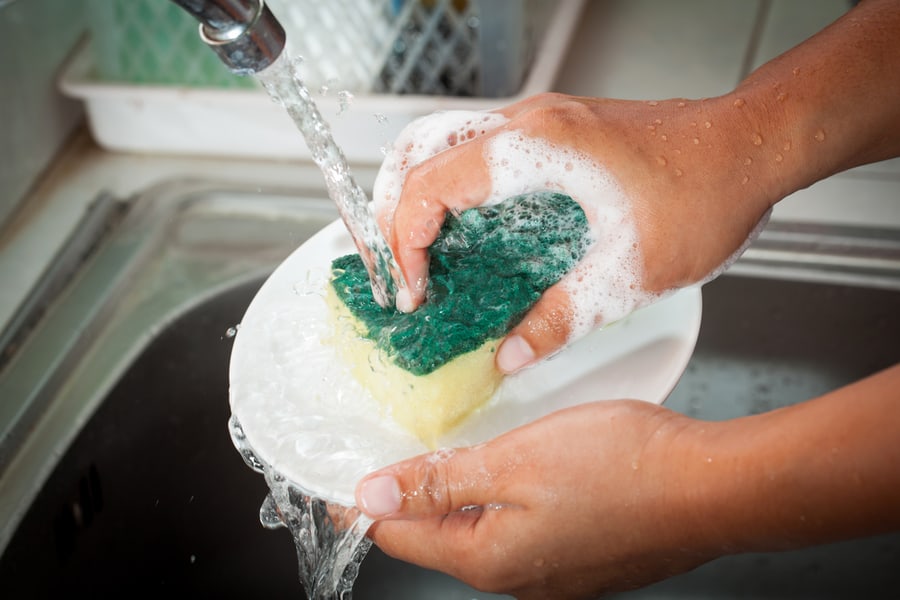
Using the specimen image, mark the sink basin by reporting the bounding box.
[0,180,898,597]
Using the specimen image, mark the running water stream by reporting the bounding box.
[257,52,403,308]
[238,52,402,598]
[230,417,373,599]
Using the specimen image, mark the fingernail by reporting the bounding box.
[358,475,402,517]
[396,288,414,313]
[497,335,535,374]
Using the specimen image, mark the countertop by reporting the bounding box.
[2,0,899,333]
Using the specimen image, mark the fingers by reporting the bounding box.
[390,140,493,311]
[496,283,576,374]
[364,507,504,581]
[355,444,505,521]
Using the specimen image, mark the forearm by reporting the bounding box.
[683,363,900,554]
[734,0,900,203]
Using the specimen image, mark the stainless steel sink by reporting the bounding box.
[0,180,898,598]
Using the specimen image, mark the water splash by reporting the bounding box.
[256,53,403,307]
[230,416,373,599]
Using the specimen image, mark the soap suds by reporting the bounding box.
[373,110,509,225]
[375,109,656,343]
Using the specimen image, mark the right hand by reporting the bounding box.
[374,92,776,372]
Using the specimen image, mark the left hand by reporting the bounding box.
[355,400,715,599]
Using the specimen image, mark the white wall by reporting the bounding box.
[0,0,88,230]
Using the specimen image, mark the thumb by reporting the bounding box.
[355,446,496,520]
[496,284,578,374]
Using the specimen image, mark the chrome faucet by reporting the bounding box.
[170,0,286,74]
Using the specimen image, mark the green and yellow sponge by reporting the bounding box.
[328,191,591,446]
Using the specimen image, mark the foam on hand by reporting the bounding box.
[374,110,657,345]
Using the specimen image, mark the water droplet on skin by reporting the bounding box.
[677,101,686,108]
[534,557,546,567]
[654,118,662,125]
[674,168,684,177]
[777,92,788,102]
[631,460,640,470]
[647,100,659,106]
[752,133,763,146]
[692,137,700,145]
[656,156,668,166]
[741,175,750,184]
[743,157,753,166]
[792,67,801,76]
[733,98,745,108]
[775,153,784,163]
[704,121,712,129]
[661,134,668,141]
[783,140,792,151]
[647,124,657,132]
[814,129,826,142]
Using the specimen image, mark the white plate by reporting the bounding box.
[229,219,702,505]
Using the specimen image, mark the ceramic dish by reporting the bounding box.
[229,219,702,505]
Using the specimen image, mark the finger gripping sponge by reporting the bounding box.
[328,191,591,445]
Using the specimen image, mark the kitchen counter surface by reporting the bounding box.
[2,0,899,333]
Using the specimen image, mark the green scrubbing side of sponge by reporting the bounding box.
[329,191,591,376]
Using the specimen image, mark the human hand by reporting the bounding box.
[354,400,717,599]
[373,92,776,373]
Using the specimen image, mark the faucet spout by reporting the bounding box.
[170,0,286,74]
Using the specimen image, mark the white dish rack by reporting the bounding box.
[60,0,585,164]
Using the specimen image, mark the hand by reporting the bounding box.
[354,366,900,599]
[354,400,716,599]
[373,92,777,373]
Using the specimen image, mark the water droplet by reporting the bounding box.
[661,134,668,141]
[225,325,240,338]
[534,557,546,567]
[654,118,662,125]
[674,168,684,177]
[814,129,826,142]
[775,153,784,163]
[741,175,750,184]
[631,460,640,470]
[732,98,745,108]
[692,137,700,145]
[783,140,792,151]
[656,155,668,166]
[743,157,753,166]
[647,100,659,106]
[776,92,788,102]
[752,133,763,146]
[677,101,686,108]
[704,121,712,129]
[337,90,354,114]
[792,67,801,76]
[646,124,657,132]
